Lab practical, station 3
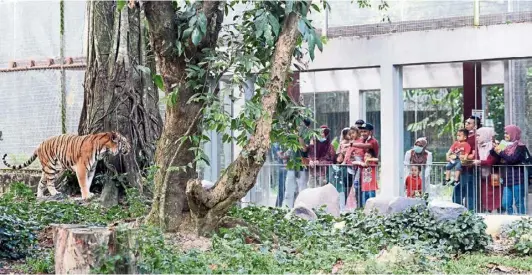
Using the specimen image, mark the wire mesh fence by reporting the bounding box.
[0,1,87,169]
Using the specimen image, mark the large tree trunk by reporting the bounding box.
[186,10,304,236]
[79,0,163,205]
[143,1,224,232]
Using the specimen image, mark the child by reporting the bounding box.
[337,128,352,155]
[405,165,423,198]
[352,150,379,206]
[328,153,347,210]
[344,127,365,205]
[444,129,472,186]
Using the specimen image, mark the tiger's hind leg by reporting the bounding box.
[42,167,62,196]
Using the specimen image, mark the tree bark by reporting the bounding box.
[79,0,163,202]
[53,223,137,274]
[186,9,304,236]
[143,1,224,232]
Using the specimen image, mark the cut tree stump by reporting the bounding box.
[52,223,137,274]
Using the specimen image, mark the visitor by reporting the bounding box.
[344,126,364,204]
[405,165,423,198]
[347,122,379,207]
[355,119,365,129]
[472,127,502,213]
[452,115,481,211]
[328,152,347,210]
[351,150,379,206]
[297,118,312,193]
[494,125,528,215]
[307,125,335,188]
[336,127,352,155]
[403,137,433,187]
[271,142,288,207]
[444,129,472,186]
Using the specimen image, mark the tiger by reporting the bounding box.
[2,131,131,200]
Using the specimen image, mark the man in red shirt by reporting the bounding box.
[350,123,379,158]
[347,122,379,207]
[452,115,481,211]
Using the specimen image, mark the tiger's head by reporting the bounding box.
[105,132,131,156]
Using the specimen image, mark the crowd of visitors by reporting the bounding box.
[271,116,530,215]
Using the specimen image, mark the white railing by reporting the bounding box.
[243,162,531,216]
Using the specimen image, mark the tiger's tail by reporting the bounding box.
[2,153,38,170]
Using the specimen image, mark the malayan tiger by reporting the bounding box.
[2,132,130,200]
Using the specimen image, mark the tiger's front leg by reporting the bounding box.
[74,165,92,200]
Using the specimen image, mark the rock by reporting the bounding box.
[375,246,414,265]
[364,196,394,215]
[479,214,529,239]
[428,200,467,222]
[286,203,318,220]
[387,197,425,214]
[293,183,340,217]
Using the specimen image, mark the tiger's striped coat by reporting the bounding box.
[2,132,130,199]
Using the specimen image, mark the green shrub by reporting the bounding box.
[0,207,39,259]
[503,218,532,256]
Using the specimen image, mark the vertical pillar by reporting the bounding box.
[349,88,362,126]
[462,62,482,121]
[379,64,404,197]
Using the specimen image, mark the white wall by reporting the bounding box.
[307,22,532,70]
[300,61,504,93]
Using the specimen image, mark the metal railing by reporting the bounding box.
[243,162,531,216]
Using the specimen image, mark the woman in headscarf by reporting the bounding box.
[472,127,501,213]
[494,125,528,215]
[403,137,433,187]
[307,125,335,187]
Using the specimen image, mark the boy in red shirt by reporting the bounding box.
[444,129,472,186]
[405,165,423,198]
[352,149,379,206]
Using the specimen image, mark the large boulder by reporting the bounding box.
[428,200,467,222]
[286,203,318,221]
[292,183,340,217]
[364,196,425,215]
[479,214,529,239]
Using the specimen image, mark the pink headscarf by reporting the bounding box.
[476,127,496,161]
[504,125,525,156]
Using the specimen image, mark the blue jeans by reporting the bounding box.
[275,168,287,207]
[502,184,527,215]
[446,159,462,171]
[361,191,376,207]
[452,170,477,211]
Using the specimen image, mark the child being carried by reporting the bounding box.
[444,129,471,186]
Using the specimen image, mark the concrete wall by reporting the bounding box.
[308,22,532,70]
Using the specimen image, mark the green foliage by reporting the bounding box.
[0,206,39,259]
[0,182,147,260]
[486,85,505,140]
[20,249,55,274]
[90,204,491,274]
[405,88,464,140]
[159,0,382,173]
[502,218,532,256]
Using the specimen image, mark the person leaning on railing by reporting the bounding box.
[472,127,502,213]
[492,125,528,215]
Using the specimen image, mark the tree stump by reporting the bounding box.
[52,223,137,274]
